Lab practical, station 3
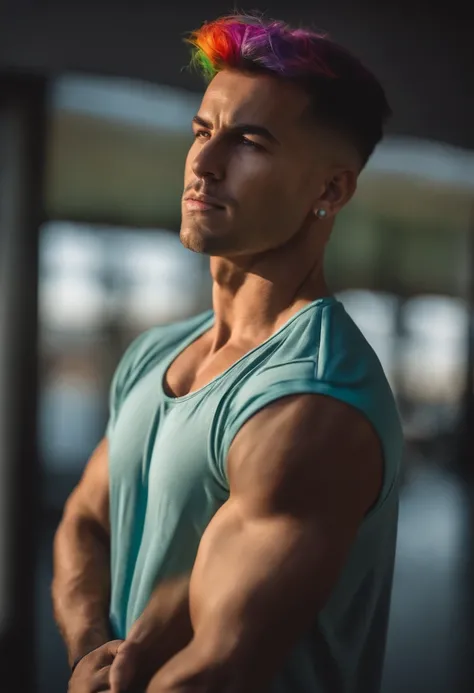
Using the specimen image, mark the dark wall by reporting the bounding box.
[1,1,473,149]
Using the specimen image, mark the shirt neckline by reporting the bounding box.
[161,295,338,403]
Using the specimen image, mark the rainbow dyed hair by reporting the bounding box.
[186,14,392,166]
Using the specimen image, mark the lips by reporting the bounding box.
[183,195,226,211]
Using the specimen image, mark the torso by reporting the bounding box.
[109,297,403,689]
[163,299,324,398]
[163,329,251,398]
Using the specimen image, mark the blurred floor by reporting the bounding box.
[36,460,472,693]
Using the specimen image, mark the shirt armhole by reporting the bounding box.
[215,378,403,516]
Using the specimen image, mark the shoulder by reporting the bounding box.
[227,393,383,522]
[293,296,386,382]
[234,297,388,392]
[213,299,402,510]
[236,297,401,450]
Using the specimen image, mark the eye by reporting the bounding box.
[238,136,264,151]
[194,129,210,141]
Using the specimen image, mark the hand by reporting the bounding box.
[68,640,124,693]
[111,641,193,693]
[109,639,167,693]
[108,572,193,693]
[109,640,142,693]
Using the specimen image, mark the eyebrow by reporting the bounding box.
[192,115,280,145]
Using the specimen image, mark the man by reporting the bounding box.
[53,13,403,693]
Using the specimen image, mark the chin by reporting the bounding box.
[180,221,234,256]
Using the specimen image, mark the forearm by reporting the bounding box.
[52,512,112,665]
[122,574,194,689]
[145,560,281,693]
[147,505,326,692]
[146,635,261,693]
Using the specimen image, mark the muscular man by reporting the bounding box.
[53,13,403,693]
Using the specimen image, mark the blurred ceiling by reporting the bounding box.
[1,1,473,150]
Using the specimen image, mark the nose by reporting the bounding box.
[191,138,225,181]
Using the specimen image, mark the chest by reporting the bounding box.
[108,363,229,509]
[164,332,249,398]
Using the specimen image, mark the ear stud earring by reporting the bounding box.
[316,208,327,218]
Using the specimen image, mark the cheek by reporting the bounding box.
[228,158,280,204]
[184,144,198,182]
[254,174,310,234]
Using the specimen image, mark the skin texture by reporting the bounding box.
[68,640,124,693]
[53,436,195,693]
[52,438,112,669]
[180,69,358,260]
[145,395,382,693]
[143,70,377,693]
[139,70,376,693]
[55,68,381,693]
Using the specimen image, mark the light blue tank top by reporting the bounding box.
[107,296,403,693]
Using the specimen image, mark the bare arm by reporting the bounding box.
[110,574,194,692]
[52,437,112,665]
[147,394,383,693]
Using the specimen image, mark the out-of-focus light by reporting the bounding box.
[337,289,398,385]
[401,295,468,402]
[39,223,205,332]
[367,136,474,191]
[40,222,104,276]
[116,230,203,328]
[52,75,201,134]
[40,277,108,331]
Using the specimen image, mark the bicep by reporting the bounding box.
[189,498,337,649]
[63,437,110,533]
[189,394,382,662]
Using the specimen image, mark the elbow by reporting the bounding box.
[57,495,109,546]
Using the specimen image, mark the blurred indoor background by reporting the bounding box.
[1,2,473,693]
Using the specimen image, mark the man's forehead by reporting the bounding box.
[199,70,310,130]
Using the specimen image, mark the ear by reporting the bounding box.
[313,168,358,220]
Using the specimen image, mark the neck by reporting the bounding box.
[208,224,331,352]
